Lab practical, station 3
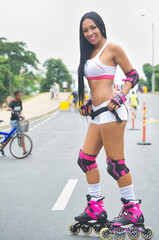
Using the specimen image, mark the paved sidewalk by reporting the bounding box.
[0,92,70,129]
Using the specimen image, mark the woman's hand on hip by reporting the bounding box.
[107,101,119,111]
[80,105,92,116]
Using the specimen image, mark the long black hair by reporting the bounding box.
[78,12,107,102]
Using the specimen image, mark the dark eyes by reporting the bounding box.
[83,26,97,33]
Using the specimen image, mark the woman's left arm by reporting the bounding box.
[107,44,139,111]
[113,44,134,95]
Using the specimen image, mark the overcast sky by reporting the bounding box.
[0,0,159,82]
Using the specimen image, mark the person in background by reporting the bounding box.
[49,86,55,99]
[129,91,139,110]
[70,89,78,108]
[129,91,139,117]
[62,81,68,92]
[54,82,60,100]
[7,91,27,155]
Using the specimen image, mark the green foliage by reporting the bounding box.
[0,38,39,104]
[40,58,73,92]
[139,78,147,87]
[155,65,159,73]
[142,63,152,91]
[0,38,39,75]
[155,73,159,91]
[0,56,12,103]
[142,63,159,92]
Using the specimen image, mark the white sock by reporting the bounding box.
[120,184,135,200]
[87,183,101,198]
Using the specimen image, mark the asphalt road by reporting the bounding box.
[0,93,159,240]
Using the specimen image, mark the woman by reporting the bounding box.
[72,11,146,235]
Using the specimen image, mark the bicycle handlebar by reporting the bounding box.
[15,117,25,124]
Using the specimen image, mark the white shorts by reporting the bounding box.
[91,100,128,125]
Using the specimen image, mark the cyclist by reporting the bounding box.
[6,90,27,155]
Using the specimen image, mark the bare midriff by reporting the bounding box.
[88,78,114,106]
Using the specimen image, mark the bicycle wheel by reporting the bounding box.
[9,133,33,159]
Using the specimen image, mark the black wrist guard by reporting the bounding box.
[81,99,92,112]
[110,92,126,107]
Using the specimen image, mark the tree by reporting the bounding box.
[12,71,38,95]
[0,38,39,104]
[0,56,12,103]
[142,63,152,91]
[40,58,73,92]
[139,78,147,87]
[0,38,39,75]
[155,73,159,91]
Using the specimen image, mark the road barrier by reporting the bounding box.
[127,105,140,131]
[60,101,70,110]
[137,102,151,145]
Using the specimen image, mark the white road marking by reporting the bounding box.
[52,179,78,211]
[1,110,59,132]
[29,111,59,131]
[150,118,154,121]
[29,110,59,124]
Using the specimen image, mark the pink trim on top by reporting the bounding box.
[94,60,105,70]
[87,75,114,80]
[79,150,96,161]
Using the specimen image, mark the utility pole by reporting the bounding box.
[141,15,155,92]
[152,23,155,92]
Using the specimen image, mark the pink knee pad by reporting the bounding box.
[106,158,129,180]
[78,150,98,173]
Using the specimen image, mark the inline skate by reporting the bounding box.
[100,198,154,240]
[69,194,108,235]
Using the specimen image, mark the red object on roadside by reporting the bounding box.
[132,105,135,129]
[127,105,140,131]
[137,102,151,145]
[142,102,146,142]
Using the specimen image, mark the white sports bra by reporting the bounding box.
[84,41,117,80]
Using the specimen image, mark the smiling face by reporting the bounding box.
[82,18,103,45]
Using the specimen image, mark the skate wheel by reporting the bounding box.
[93,223,107,235]
[127,226,140,239]
[81,224,92,234]
[141,226,154,240]
[69,223,80,235]
[99,227,112,240]
[114,228,126,240]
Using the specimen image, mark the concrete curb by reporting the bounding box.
[0,107,59,130]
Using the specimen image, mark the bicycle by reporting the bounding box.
[0,118,33,159]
